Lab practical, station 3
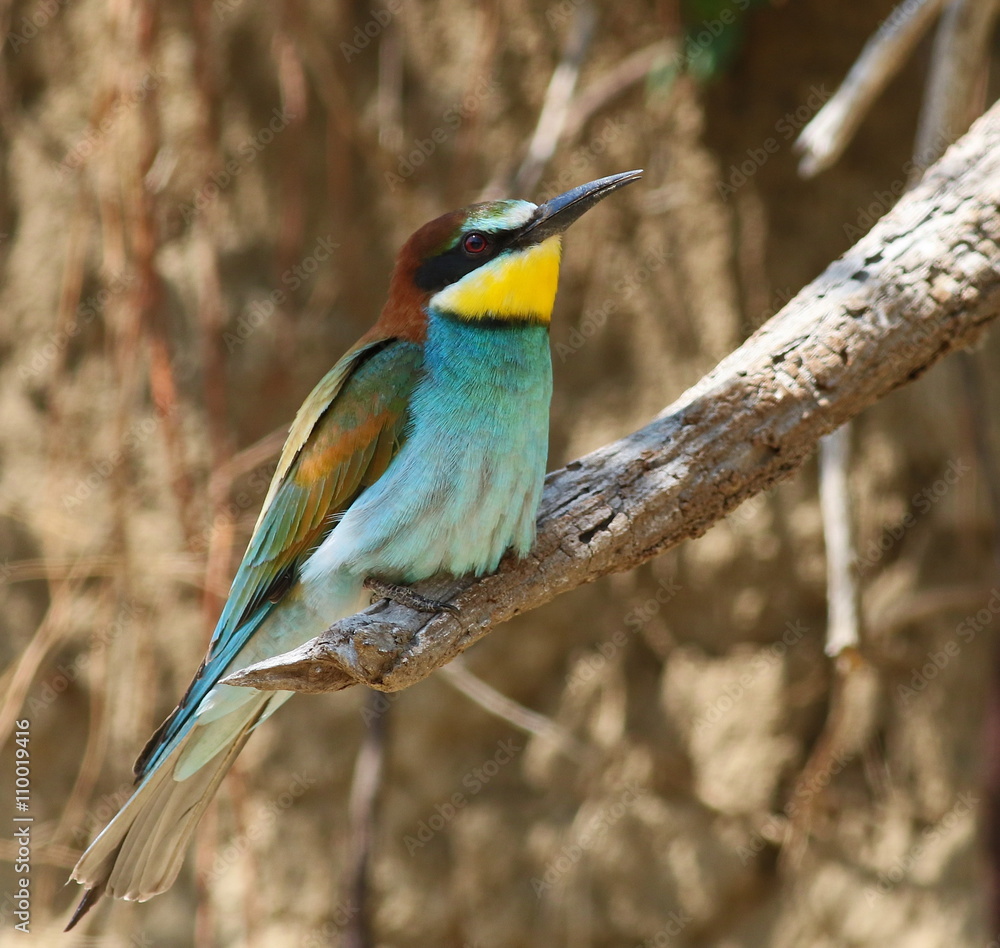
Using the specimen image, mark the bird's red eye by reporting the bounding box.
[463,232,489,254]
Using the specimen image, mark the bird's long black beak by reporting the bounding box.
[516,170,643,246]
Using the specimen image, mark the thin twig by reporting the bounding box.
[793,0,1000,877]
[439,659,587,761]
[341,695,388,948]
[480,1,596,200]
[0,573,84,749]
[376,22,404,155]
[53,587,118,850]
[561,40,675,144]
[792,428,868,866]
[484,35,672,203]
[513,1,596,195]
[781,650,879,868]
[913,0,1000,174]
[795,0,948,177]
[819,427,860,657]
[0,554,204,587]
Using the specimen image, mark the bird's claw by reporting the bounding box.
[363,577,459,614]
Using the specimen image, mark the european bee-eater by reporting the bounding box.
[67,169,642,927]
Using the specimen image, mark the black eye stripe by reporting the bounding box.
[414,228,516,293]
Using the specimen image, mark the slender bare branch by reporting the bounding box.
[795,0,947,178]
[913,0,1000,171]
[223,102,1000,697]
[439,660,587,761]
[510,1,596,196]
[819,427,860,657]
[560,40,675,145]
[341,696,388,948]
[479,1,597,201]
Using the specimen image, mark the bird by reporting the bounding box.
[66,169,642,928]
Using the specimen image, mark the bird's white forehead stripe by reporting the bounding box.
[466,201,538,232]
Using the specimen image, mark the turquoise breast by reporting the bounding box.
[302,312,552,585]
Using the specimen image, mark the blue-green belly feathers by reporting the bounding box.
[301,312,552,587]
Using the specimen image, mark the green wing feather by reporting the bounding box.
[214,336,423,648]
[134,337,422,779]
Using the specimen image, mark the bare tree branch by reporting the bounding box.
[794,0,947,177]
[341,695,388,948]
[222,101,1000,698]
[818,426,860,658]
[439,659,588,761]
[510,0,596,197]
[914,0,1000,170]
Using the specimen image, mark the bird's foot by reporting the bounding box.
[363,577,459,614]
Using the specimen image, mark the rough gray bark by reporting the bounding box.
[222,100,1000,698]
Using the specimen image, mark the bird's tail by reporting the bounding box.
[66,691,277,930]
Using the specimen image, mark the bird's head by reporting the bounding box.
[378,170,642,337]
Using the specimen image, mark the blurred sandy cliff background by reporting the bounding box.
[2,0,1000,945]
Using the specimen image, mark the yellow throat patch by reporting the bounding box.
[430,236,563,323]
